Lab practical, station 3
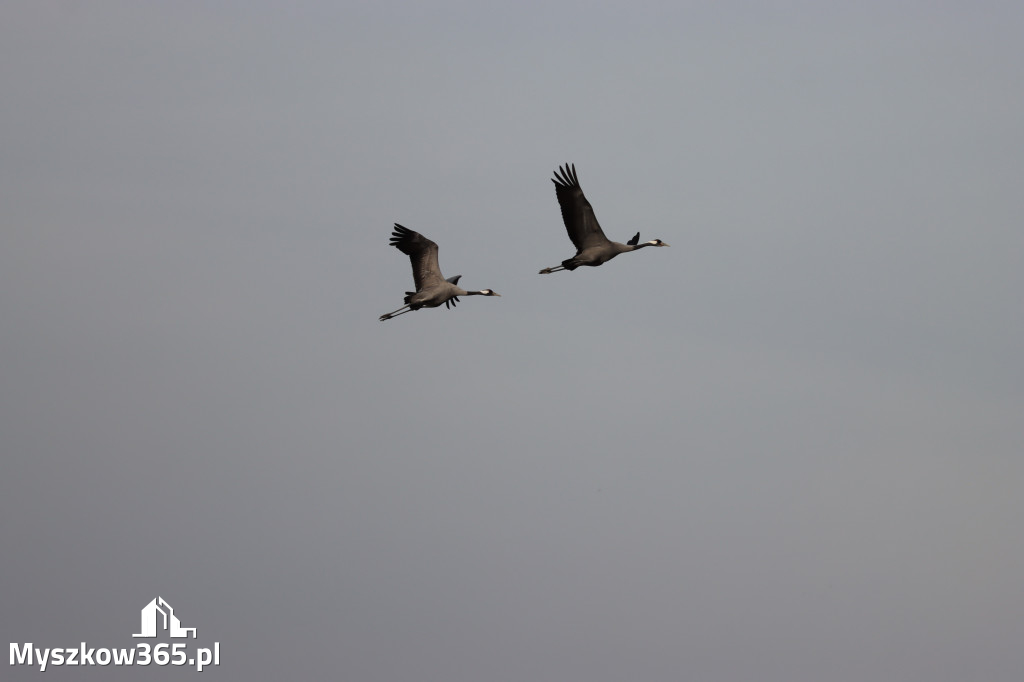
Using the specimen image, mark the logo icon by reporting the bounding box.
[132,597,196,639]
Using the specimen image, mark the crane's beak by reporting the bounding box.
[660,242,671,247]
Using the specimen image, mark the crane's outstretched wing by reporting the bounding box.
[551,164,609,251]
[389,224,445,292]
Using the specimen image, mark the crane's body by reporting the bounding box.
[539,164,669,274]
[380,224,499,321]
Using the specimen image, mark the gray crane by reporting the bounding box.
[539,164,669,274]
[379,224,500,321]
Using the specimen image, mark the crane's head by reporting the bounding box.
[478,289,501,297]
[647,238,670,247]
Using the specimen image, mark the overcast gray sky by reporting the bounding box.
[2,2,1022,681]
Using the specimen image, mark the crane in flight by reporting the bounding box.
[380,224,500,321]
[539,164,669,274]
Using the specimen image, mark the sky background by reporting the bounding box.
[2,2,1022,680]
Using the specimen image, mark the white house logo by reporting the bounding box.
[133,596,196,638]
[9,596,220,672]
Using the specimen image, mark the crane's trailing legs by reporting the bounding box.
[379,295,461,320]
[539,264,568,274]
[379,305,414,321]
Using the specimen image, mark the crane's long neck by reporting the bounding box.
[623,239,665,252]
